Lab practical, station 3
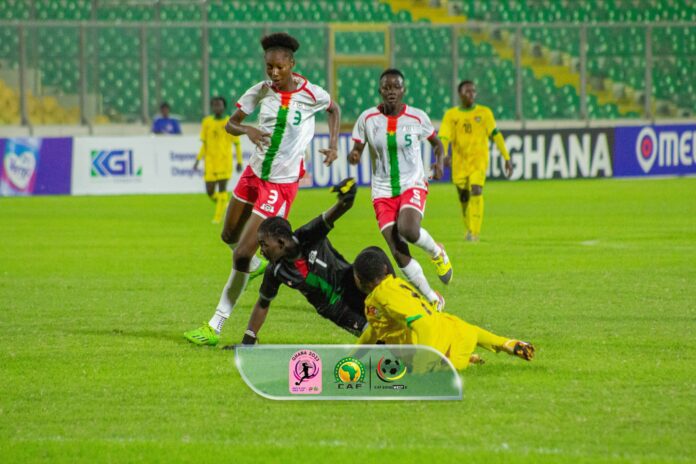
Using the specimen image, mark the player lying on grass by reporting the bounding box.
[236,178,370,345]
[186,178,368,346]
[352,246,535,369]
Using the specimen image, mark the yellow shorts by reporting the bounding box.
[204,160,231,182]
[453,170,486,190]
[415,313,479,371]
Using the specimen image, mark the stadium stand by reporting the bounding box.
[0,0,693,124]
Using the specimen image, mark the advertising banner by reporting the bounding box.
[0,137,73,196]
[486,127,614,181]
[71,136,250,195]
[304,133,435,188]
[613,124,696,177]
[303,128,614,188]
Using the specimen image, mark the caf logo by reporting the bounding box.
[376,356,406,382]
[334,357,365,388]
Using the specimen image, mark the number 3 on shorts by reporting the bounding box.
[268,189,278,205]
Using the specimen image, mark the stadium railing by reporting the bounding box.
[0,20,694,130]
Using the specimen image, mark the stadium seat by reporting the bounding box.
[2,0,693,122]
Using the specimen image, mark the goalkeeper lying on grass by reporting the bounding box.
[233,178,380,346]
[352,246,535,369]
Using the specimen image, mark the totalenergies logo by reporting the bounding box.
[635,127,695,173]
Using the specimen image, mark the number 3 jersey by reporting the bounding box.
[351,104,436,199]
[236,73,332,184]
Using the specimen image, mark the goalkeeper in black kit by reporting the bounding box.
[237,178,383,345]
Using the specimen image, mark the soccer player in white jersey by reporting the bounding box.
[185,32,341,346]
[348,68,452,310]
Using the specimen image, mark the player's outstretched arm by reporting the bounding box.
[323,177,357,226]
[319,102,341,166]
[242,297,272,344]
[226,109,270,152]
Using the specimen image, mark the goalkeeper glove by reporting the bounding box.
[331,177,357,206]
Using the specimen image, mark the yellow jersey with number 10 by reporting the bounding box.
[439,104,497,177]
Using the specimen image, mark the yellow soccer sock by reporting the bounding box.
[211,192,220,221]
[213,191,228,223]
[471,324,510,353]
[468,195,484,236]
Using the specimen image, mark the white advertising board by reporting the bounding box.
[71,136,248,195]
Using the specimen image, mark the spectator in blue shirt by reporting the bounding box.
[151,102,182,135]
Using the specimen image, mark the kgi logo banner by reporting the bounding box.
[614,124,696,177]
[90,149,142,177]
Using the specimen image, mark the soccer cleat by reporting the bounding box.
[431,243,453,284]
[469,354,485,365]
[184,324,219,346]
[465,232,479,242]
[433,291,445,312]
[503,340,535,361]
[249,256,268,281]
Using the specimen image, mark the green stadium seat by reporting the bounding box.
[0,0,32,20]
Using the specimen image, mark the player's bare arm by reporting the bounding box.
[348,141,365,165]
[504,158,513,178]
[226,109,270,151]
[242,297,272,344]
[428,135,445,180]
[319,101,341,166]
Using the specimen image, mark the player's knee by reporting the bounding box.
[471,185,483,196]
[232,247,253,271]
[397,223,419,243]
[221,228,238,245]
[458,189,470,203]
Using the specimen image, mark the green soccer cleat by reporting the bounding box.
[184,324,219,346]
[432,243,453,284]
[249,256,268,281]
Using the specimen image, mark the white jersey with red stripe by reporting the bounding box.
[236,73,332,183]
[351,104,436,199]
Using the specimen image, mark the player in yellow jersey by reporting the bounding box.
[352,246,534,369]
[439,80,513,241]
[193,96,244,223]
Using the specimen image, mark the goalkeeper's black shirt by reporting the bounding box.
[258,214,367,335]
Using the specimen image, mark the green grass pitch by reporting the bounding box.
[1,178,694,463]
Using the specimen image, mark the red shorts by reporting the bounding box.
[372,187,428,232]
[233,166,299,219]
